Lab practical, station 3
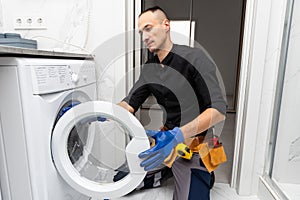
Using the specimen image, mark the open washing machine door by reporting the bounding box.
[51,101,149,199]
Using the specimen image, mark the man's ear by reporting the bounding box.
[163,19,170,32]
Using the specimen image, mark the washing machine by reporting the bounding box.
[0,57,149,200]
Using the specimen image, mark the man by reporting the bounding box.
[118,6,226,200]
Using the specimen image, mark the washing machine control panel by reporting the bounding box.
[30,59,96,95]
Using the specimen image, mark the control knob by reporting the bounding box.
[71,72,79,83]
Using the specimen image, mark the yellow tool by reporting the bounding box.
[175,143,193,160]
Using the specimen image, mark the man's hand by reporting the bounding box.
[139,127,184,171]
[117,101,135,113]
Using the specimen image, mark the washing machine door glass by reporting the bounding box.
[51,101,150,199]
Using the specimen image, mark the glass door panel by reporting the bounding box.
[267,0,300,199]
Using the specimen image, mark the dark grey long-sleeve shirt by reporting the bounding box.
[123,44,227,131]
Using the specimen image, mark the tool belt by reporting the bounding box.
[189,136,227,172]
[164,135,227,172]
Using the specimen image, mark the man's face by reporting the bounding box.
[138,11,168,53]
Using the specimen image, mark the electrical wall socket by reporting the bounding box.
[14,16,47,30]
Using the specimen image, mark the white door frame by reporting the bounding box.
[232,0,289,196]
[125,0,142,93]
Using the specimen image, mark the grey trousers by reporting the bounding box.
[172,153,211,200]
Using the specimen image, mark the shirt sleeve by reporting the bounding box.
[193,50,227,115]
[122,71,151,112]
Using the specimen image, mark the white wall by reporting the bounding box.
[0,0,127,103]
[0,0,125,52]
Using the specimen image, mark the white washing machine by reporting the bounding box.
[0,57,149,200]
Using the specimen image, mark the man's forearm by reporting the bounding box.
[180,108,225,139]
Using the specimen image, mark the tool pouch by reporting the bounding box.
[210,144,227,166]
[198,142,227,173]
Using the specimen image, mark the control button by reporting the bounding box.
[71,72,79,83]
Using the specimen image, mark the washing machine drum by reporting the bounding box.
[51,101,149,199]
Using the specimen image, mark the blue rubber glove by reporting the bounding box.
[139,127,184,171]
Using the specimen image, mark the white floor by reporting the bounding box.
[110,179,259,200]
